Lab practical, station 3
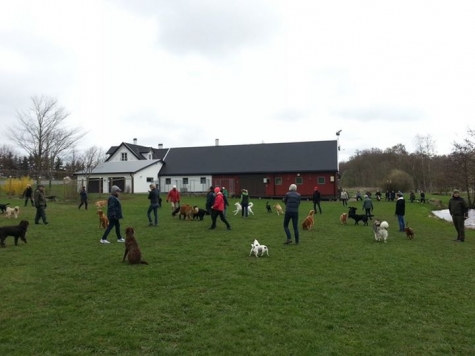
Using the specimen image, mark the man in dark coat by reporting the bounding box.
[448,189,469,242]
[23,184,34,207]
[312,186,322,214]
[395,192,405,232]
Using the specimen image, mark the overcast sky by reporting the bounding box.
[1,0,474,162]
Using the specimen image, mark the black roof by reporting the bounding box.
[106,143,167,160]
[156,140,338,175]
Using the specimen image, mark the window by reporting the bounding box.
[165,178,171,185]
[146,177,153,183]
[200,177,206,184]
[295,177,303,185]
[317,177,325,184]
[148,153,152,159]
[121,152,128,161]
[182,178,189,185]
[275,177,282,185]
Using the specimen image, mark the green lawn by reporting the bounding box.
[1,194,474,355]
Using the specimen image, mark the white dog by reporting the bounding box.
[5,206,20,219]
[249,239,269,257]
[373,220,389,243]
[233,202,254,216]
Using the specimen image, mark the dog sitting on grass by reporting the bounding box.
[0,220,29,247]
[122,227,148,265]
[302,210,315,230]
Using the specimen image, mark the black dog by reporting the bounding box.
[0,203,10,213]
[171,206,181,217]
[0,220,29,247]
[266,201,272,213]
[348,207,369,226]
[193,206,209,220]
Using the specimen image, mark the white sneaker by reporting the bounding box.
[100,239,110,244]
[117,238,125,242]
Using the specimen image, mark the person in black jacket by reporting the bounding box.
[283,184,301,245]
[448,189,469,242]
[395,192,405,232]
[312,186,322,214]
[78,186,88,210]
[147,184,159,226]
[23,184,34,207]
[205,186,215,215]
[100,185,125,244]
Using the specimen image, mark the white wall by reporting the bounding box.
[159,175,212,194]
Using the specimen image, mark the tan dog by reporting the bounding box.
[274,203,284,216]
[5,206,20,219]
[405,223,415,240]
[302,210,315,230]
[123,227,148,265]
[179,204,194,220]
[96,210,109,229]
[95,200,107,209]
[340,213,348,225]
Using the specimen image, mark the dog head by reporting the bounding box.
[252,239,260,247]
[348,207,358,215]
[96,210,104,217]
[125,227,135,237]
[19,220,29,230]
[308,210,315,216]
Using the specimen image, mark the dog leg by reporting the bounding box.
[122,249,129,262]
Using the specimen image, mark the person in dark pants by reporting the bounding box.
[209,187,231,230]
[78,186,88,210]
[448,189,468,242]
[240,189,250,217]
[34,184,49,225]
[312,186,322,214]
[283,184,301,245]
[23,184,34,207]
[147,183,159,226]
[420,191,426,203]
[100,185,125,244]
[395,192,405,232]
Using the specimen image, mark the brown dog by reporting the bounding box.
[95,200,107,209]
[179,204,194,220]
[97,210,109,229]
[274,203,284,216]
[302,210,315,230]
[405,223,415,240]
[123,227,148,265]
[340,213,348,224]
[0,220,29,247]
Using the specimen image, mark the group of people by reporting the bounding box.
[22,184,49,225]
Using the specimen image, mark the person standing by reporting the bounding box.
[448,189,469,242]
[209,187,231,230]
[240,189,250,217]
[34,184,49,225]
[420,191,426,204]
[222,187,229,217]
[205,186,215,215]
[23,184,34,207]
[362,194,373,220]
[166,185,181,211]
[283,184,301,245]
[78,186,88,210]
[340,189,349,206]
[312,186,322,214]
[147,184,159,226]
[395,192,406,232]
[100,185,125,244]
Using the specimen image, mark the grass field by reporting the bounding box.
[1,192,474,355]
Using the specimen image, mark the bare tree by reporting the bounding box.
[78,146,105,186]
[7,96,87,181]
[413,135,436,192]
[451,139,475,207]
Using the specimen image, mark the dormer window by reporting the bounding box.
[148,153,152,160]
[121,152,128,161]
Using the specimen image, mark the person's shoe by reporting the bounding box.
[453,238,460,241]
[117,238,125,242]
[284,240,293,245]
[459,240,465,242]
[44,222,49,225]
[208,227,215,230]
[227,226,231,230]
[148,222,153,226]
[35,222,39,225]
[100,239,110,244]
[154,223,158,226]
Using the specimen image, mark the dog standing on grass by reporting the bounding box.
[5,206,20,219]
[373,220,389,243]
[405,223,415,240]
[97,210,109,229]
[340,213,348,224]
[302,210,315,230]
[249,239,269,257]
[274,203,284,216]
[123,227,148,265]
[0,220,29,247]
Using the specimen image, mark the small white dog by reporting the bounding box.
[5,206,20,219]
[373,220,389,243]
[249,239,269,257]
[233,202,254,216]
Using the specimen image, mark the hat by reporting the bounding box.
[173,185,176,188]
[222,186,225,190]
[111,185,121,193]
[453,189,460,194]
[214,187,221,193]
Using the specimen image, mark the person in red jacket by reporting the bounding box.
[166,185,181,211]
[209,187,231,230]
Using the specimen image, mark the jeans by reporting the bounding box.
[147,204,159,225]
[397,215,405,232]
[35,206,48,224]
[241,203,248,217]
[283,211,299,244]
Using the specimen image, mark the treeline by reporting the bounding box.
[339,133,475,208]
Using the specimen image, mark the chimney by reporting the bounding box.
[133,138,137,145]
[215,138,219,146]
[158,143,163,149]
